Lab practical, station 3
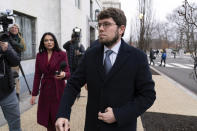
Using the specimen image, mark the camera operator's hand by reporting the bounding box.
[0,41,8,52]
[75,50,81,56]
[54,71,66,80]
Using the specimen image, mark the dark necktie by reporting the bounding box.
[104,50,113,74]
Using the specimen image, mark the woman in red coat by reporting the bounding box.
[30,32,70,131]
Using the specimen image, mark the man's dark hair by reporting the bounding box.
[39,32,61,53]
[97,7,127,28]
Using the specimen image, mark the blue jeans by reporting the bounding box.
[0,90,21,131]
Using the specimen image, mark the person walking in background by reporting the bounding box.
[56,8,156,131]
[155,49,159,57]
[63,28,85,98]
[0,40,21,131]
[172,50,176,59]
[194,56,197,71]
[160,49,167,67]
[30,32,70,131]
[149,48,155,66]
[8,23,26,100]
[63,27,85,74]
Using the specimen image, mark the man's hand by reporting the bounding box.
[98,107,116,124]
[55,118,70,131]
[0,41,8,52]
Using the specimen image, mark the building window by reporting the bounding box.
[75,0,81,9]
[14,11,36,60]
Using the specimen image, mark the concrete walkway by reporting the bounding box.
[1,67,197,131]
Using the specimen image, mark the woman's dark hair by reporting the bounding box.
[97,7,127,36]
[39,32,61,53]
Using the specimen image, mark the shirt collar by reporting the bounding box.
[104,40,121,54]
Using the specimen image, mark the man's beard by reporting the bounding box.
[99,30,119,47]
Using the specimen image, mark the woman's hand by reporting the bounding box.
[55,71,66,80]
[30,96,36,105]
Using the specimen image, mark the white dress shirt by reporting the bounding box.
[103,40,121,66]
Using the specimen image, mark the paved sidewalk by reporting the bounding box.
[1,67,197,130]
[142,68,197,130]
[150,67,197,115]
[0,87,143,131]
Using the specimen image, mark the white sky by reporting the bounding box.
[120,0,197,41]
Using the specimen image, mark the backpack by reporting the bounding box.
[162,53,166,59]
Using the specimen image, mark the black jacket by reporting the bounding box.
[149,49,155,59]
[57,39,156,131]
[63,40,85,73]
[0,43,20,100]
[8,33,25,57]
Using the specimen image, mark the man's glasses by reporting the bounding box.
[96,22,117,29]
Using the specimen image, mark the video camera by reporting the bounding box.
[0,10,14,43]
[71,27,81,49]
[0,10,14,32]
[72,27,81,39]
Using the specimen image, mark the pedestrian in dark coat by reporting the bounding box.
[30,32,70,131]
[56,8,156,131]
[149,48,155,65]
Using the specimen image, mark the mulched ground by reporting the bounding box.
[145,69,197,131]
[141,112,197,131]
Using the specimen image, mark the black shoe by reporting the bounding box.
[159,64,161,66]
[16,93,20,101]
[164,65,165,67]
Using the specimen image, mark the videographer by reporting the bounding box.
[8,23,26,100]
[63,28,85,74]
[63,28,85,98]
[0,39,21,131]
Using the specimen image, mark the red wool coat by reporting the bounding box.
[32,51,70,127]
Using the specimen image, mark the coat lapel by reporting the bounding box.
[47,51,62,74]
[95,45,105,81]
[40,52,49,73]
[104,40,130,83]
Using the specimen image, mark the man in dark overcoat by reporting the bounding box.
[56,7,156,131]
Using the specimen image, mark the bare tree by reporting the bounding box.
[178,0,197,56]
[144,0,155,51]
[137,0,154,52]
[178,0,197,27]
[138,0,146,51]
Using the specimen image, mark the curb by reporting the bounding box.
[150,66,197,100]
